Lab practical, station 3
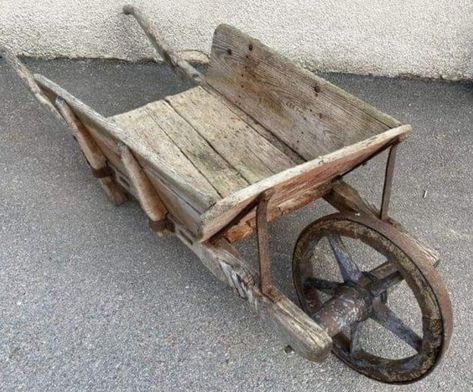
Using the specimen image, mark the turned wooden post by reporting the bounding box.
[118,143,169,234]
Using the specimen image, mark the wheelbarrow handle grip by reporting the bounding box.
[122,4,135,15]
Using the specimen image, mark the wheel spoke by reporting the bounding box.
[368,261,403,297]
[327,234,362,283]
[350,322,362,354]
[304,277,342,295]
[371,301,422,351]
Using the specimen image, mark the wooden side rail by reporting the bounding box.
[123,5,203,84]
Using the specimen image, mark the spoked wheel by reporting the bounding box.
[293,213,452,384]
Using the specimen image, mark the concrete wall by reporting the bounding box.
[1,0,473,80]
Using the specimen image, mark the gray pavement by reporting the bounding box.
[1,58,472,391]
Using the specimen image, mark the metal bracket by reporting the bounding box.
[91,165,113,179]
[209,188,276,297]
[256,189,275,297]
[148,218,174,233]
[380,142,399,221]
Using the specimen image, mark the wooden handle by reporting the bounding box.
[122,4,203,84]
[1,46,64,123]
[122,4,135,15]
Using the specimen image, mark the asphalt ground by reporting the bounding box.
[1,58,472,391]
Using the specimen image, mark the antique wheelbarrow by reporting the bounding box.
[3,5,452,384]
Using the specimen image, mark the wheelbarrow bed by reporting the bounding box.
[106,81,409,242]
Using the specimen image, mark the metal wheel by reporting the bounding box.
[292,213,452,384]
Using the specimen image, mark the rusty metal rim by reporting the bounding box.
[332,213,453,361]
[292,213,453,384]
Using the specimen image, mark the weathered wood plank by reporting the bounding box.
[34,74,216,213]
[166,86,296,184]
[204,87,305,165]
[199,126,410,241]
[324,180,440,267]
[111,105,221,202]
[206,24,401,160]
[144,100,249,197]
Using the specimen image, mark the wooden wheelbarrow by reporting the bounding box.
[2,5,452,383]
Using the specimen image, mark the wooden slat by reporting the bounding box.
[206,24,401,160]
[166,86,296,184]
[204,87,305,165]
[199,126,411,241]
[111,105,221,203]
[143,100,249,197]
[34,74,216,213]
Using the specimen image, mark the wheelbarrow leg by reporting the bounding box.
[55,98,128,206]
[118,143,170,235]
[123,5,203,84]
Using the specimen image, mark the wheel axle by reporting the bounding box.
[313,285,370,337]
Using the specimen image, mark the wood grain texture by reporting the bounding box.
[166,86,296,184]
[204,87,305,165]
[143,100,249,197]
[200,126,410,241]
[206,24,401,161]
[111,105,221,201]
